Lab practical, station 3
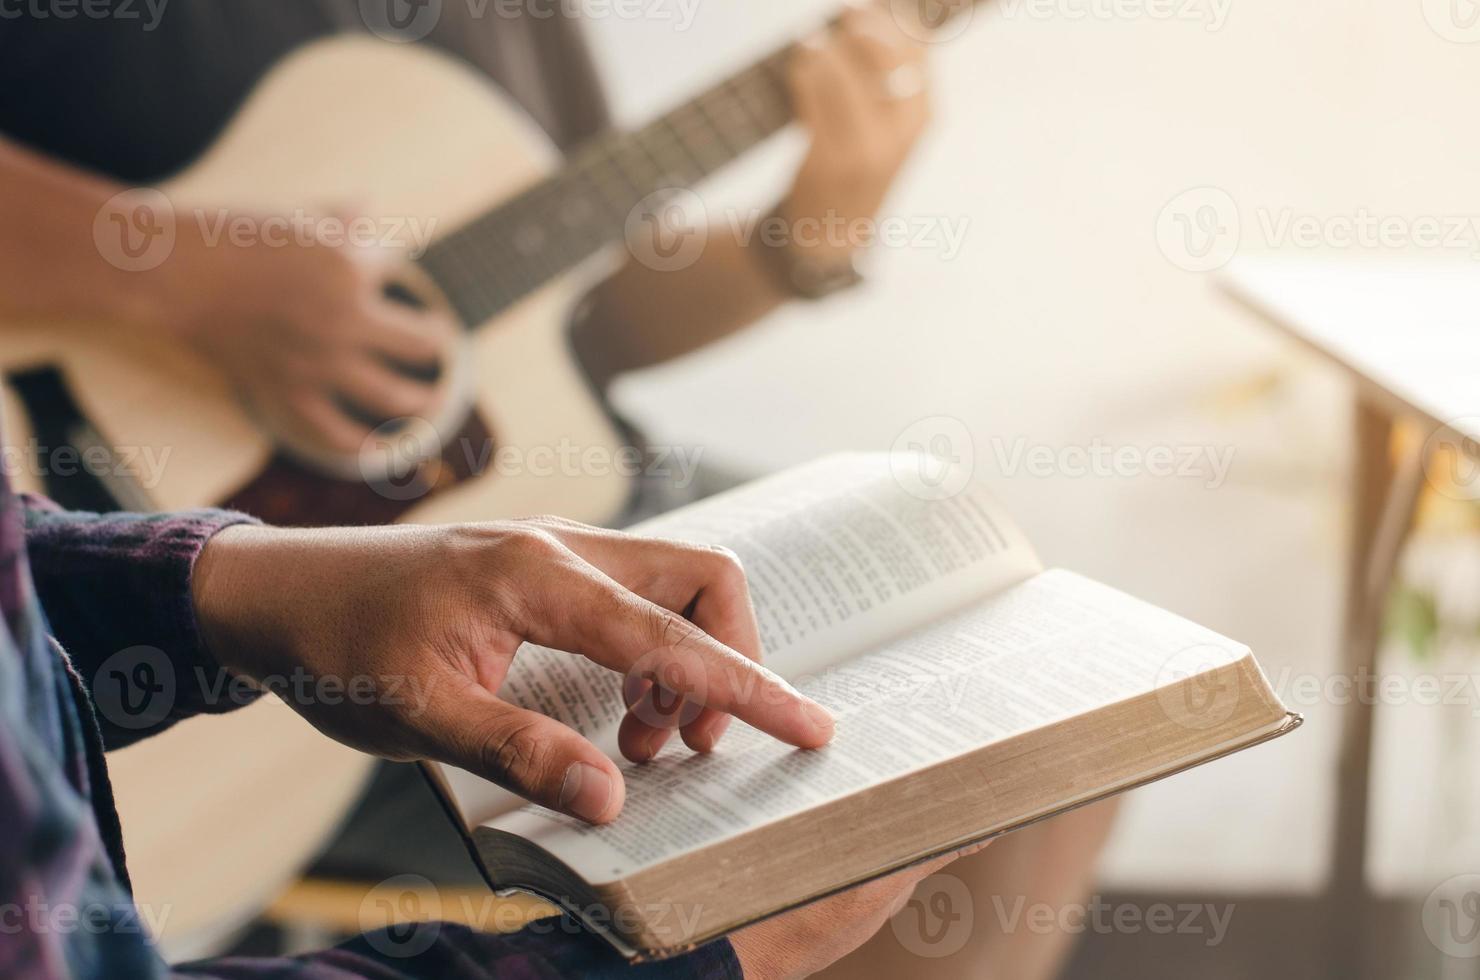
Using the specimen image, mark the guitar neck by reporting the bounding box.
[419,0,973,328]
[419,48,792,327]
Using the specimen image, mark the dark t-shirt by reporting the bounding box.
[0,0,609,182]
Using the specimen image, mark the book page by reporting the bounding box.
[486,569,1260,882]
[439,453,1042,825]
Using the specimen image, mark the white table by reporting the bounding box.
[1221,256,1480,979]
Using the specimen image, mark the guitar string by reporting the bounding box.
[419,49,793,328]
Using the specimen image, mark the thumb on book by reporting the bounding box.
[416,687,626,825]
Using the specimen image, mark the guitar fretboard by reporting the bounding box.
[419,0,972,327]
[419,49,793,328]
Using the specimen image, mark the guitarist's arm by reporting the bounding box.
[0,138,456,456]
[573,7,931,391]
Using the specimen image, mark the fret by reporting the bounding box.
[617,137,667,195]
[732,63,790,134]
[689,92,745,158]
[698,84,765,155]
[609,137,665,198]
[651,113,710,180]
[566,159,631,224]
[665,101,731,174]
[632,123,695,188]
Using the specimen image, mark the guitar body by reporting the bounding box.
[0,38,637,952]
[0,36,633,527]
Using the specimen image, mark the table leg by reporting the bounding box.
[1325,399,1428,979]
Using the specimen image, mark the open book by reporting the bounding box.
[425,454,1299,960]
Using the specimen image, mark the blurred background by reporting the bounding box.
[112,1,1480,976]
[599,0,1480,974]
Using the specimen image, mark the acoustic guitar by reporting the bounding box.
[0,1,980,953]
[0,0,978,528]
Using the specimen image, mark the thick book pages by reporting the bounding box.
[425,454,1297,960]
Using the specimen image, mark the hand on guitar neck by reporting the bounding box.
[577,3,933,389]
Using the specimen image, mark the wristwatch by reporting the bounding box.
[759,207,866,301]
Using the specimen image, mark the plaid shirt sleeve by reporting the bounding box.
[18,494,263,749]
[0,489,746,979]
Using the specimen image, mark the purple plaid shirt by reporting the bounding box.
[0,474,741,979]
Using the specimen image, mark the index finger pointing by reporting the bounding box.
[541,573,835,751]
